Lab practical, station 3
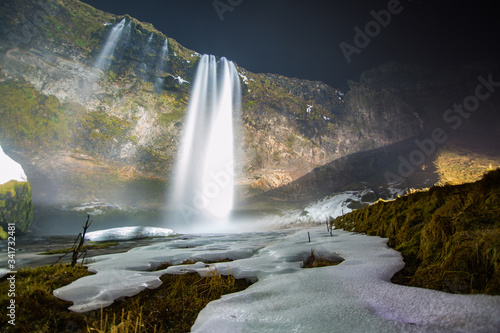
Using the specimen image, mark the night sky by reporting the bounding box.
[80,0,498,88]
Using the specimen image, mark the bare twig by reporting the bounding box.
[71,215,92,267]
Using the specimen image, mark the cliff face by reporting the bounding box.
[1,0,496,211]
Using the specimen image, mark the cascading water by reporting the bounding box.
[154,38,169,93]
[139,32,156,80]
[158,38,169,71]
[167,54,241,227]
[93,18,127,71]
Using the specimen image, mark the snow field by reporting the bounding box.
[53,227,500,332]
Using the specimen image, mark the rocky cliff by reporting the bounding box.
[0,0,498,215]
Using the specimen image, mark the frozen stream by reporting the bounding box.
[51,227,500,332]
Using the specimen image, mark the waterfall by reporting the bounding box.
[154,38,169,93]
[93,18,127,72]
[168,54,241,225]
[156,38,169,75]
[139,32,156,80]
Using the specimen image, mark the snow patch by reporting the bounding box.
[238,72,249,84]
[262,190,375,227]
[0,145,28,185]
[85,226,175,242]
[171,75,189,84]
[62,200,121,216]
[385,181,407,198]
[53,228,500,332]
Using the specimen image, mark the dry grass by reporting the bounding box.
[90,307,147,333]
[434,137,500,186]
[303,249,344,268]
[0,263,252,332]
[86,270,251,332]
[0,264,93,332]
[334,169,500,295]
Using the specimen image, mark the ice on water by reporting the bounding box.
[54,227,500,332]
[85,226,175,241]
[0,144,28,185]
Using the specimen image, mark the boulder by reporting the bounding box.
[0,145,33,238]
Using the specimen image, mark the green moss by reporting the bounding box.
[333,169,500,295]
[46,0,114,54]
[82,110,131,142]
[0,81,73,149]
[158,107,185,124]
[0,180,33,235]
[0,226,7,239]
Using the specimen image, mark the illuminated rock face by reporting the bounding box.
[0,145,33,238]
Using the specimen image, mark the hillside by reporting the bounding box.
[333,169,500,295]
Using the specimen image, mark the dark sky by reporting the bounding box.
[80,0,498,88]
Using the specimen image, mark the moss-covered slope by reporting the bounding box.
[333,169,500,295]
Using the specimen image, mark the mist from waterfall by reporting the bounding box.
[167,55,241,228]
[93,18,127,72]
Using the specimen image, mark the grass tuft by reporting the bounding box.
[303,249,344,268]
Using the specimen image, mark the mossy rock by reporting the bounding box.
[0,179,33,238]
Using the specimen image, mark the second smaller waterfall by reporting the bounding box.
[93,18,127,72]
[154,38,169,93]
